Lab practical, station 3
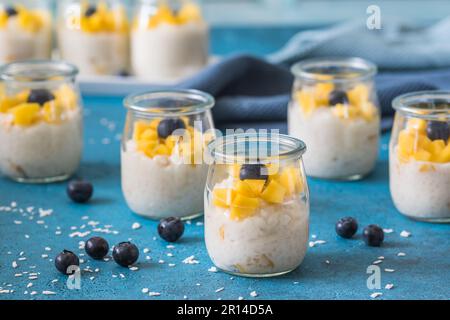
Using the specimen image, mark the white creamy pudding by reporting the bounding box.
[205,163,309,276]
[58,2,129,76]
[389,117,450,222]
[131,2,208,80]
[0,5,52,64]
[0,85,82,182]
[288,82,380,179]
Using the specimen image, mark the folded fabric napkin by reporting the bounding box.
[268,17,450,70]
[176,54,448,131]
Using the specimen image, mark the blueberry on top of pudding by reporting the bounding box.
[27,89,55,106]
[426,121,449,141]
[329,90,349,106]
[84,5,97,18]
[239,164,269,181]
[157,118,186,138]
[4,6,18,17]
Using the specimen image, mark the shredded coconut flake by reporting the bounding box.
[400,230,411,238]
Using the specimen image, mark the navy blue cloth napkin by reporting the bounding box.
[176,54,449,132]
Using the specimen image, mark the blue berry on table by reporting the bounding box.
[55,250,79,275]
[67,180,93,203]
[335,217,358,239]
[112,242,139,267]
[158,217,185,242]
[362,224,384,247]
[85,237,109,260]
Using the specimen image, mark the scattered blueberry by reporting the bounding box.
[239,164,268,181]
[426,121,449,141]
[55,250,79,275]
[5,6,18,17]
[158,217,185,242]
[27,89,55,106]
[117,70,130,77]
[85,5,97,17]
[335,217,358,239]
[112,242,139,267]
[362,225,384,247]
[85,237,109,260]
[67,180,93,203]
[157,118,186,139]
[329,90,349,106]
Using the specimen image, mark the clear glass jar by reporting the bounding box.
[390,91,450,223]
[205,133,309,277]
[0,61,83,183]
[0,0,52,64]
[131,0,209,79]
[57,0,130,76]
[121,89,215,220]
[288,57,380,180]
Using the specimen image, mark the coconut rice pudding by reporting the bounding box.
[58,0,129,76]
[205,134,309,277]
[131,0,208,80]
[390,92,450,222]
[0,2,52,64]
[0,61,82,183]
[288,58,380,180]
[121,90,215,220]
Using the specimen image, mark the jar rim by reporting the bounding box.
[291,57,377,83]
[0,60,79,82]
[208,133,307,164]
[392,91,450,120]
[124,89,215,116]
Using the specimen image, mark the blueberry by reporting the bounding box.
[239,164,268,181]
[335,217,358,239]
[55,250,79,275]
[112,242,139,267]
[117,70,130,77]
[27,89,55,106]
[158,217,185,242]
[5,6,18,17]
[426,121,449,141]
[67,180,93,203]
[362,224,384,247]
[85,5,97,17]
[85,237,109,260]
[329,90,349,106]
[157,118,186,139]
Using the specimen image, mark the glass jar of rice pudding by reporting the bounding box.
[131,0,209,80]
[121,89,215,220]
[0,61,83,183]
[0,0,52,64]
[205,133,309,277]
[390,91,450,223]
[57,0,130,76]
[288,57,380,180]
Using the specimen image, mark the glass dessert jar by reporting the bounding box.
[0,61,83,183]
[205,133,309,277]
[131,0,209,79]
[121,89,215,220]
[288,57,380,180]
[57,0,130,76]
[390,91,450,223]
[0,0,52,64]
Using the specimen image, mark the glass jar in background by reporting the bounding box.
[131,0,209,80]
[288,57,380,180]
[121,89,215,220]
[57,0,130,76]
[205,133,309,277]
[0,61,82,183]
[0,0,52,64]
[390,91,450,223]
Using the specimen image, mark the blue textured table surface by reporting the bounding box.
[1,27,449,300]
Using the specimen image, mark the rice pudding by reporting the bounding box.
[131,1,208,80]
[0,4,52,64]
[58,0,129,76]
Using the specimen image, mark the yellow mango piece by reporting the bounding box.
[244,180,266,196]
[0,12,8,28]
[18,11,43,33]
[153,144,171,156]
[406,118,427,133]
[178,3,202,23]
[54,85,78,110]
[360,102,378,122]
[213,188,235,208]
[42,101,63,124]
[398,130,416,156]
[437,144,450,163]
[137,139,157,155]
[149,119,161,130]
[165,135,179,150]
[348,84,370,107]
[141,128,158,141]
[295,90,316,115]
[230,206,256,221]
[9,103,40,126]
[261,180,286,204]
[413,149,431,162]
[233,180,255,197]
[332,104,361,120]
[429,140,446,159]
[277,168,302,196]
[232,194,259,209]
[133,121,150,141]
[417,134,432,151]
[315,82,334,106]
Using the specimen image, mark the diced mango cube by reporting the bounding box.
[295,90,316,115]
[278,167,303,196]
[244,179,266,196]
[348,84,370,107]
[429,140,446,159]
[149,119,161,130]
[9,103,40,126]
[437,144,450,163]
[234,180,255,197]
[406,118,427,133]
[133,121,150,141]
[332,104,361,120]
[42,101,63,124]
[315,82,334,106]
[413,149,432,162]
[261,180,286,204]
[137,139,157,155]
[153,144,171,156]
[398,130,416,156]
[213,188,235,208]
[230,206,256,221]
[178,3,202,23]
[141,128,158,141]
[232,194,260,209]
